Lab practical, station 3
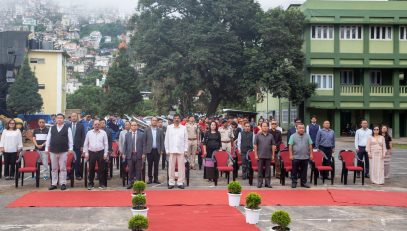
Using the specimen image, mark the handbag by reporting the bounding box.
[204,158,215,167]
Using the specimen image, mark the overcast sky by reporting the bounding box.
[60,0,306,14]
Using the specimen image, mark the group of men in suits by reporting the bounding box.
[121,116,166,189]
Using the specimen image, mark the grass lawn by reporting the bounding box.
[393,143,407,149]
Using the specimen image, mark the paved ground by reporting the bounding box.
[0,137,406,230]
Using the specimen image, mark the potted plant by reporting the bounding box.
[128,214,149,231]
[227,181,242,207]
[271,210,291,231]
[132,181,146,198]
[131,194,149,217]
[244,192,261,224]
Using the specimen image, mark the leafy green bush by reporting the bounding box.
[128,215,148,231]
[245,192,261,209]
[228,181,242,194]
[132,194,146,210]
[133,181,146,194]
[271,210,291,230]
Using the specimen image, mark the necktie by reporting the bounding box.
[132,132,136,153]
[72,123,76,137]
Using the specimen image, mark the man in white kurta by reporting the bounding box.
[165,114,188,189]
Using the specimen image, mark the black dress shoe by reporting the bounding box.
[291,183,297,188]
[265,185,273,188]
[126,184,133,189]
[153,181,161,184]
[76,177,82,180]
[168,185,175,189]
[257,184,263,188]
[178,185,185,189]
[49,185,57,190]
[61,184,67,190]
[365,174,370,178]
[301,183,311,188]
[147,180,153,184]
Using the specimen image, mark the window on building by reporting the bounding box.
[401,26,407,40]
[370,70,382,85]
[340,70,354,85]
[30,58,45,64]
[281,109,298,124]
[311,74,333,89]
[370,26,392,40]
[311,25,334,39]
[340,26,362,40]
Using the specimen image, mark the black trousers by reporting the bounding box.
[73,147,82,178]
[4,152,17,177]
[258,158,271,186]
[89,150,106,186]
[319,145,333,178]
[147,148,160,181]
[292,159,309,185]
[357,146,369,175]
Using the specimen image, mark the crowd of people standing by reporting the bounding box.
[0,112,394,190]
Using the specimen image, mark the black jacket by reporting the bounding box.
[69,122,85,149]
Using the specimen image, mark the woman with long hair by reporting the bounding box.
[0,119,23,180]
[202,121,221,182]
[380,125,392,179]
[366,124,386,184]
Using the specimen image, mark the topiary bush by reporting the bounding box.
[245,192,261,209]
[133,181,146,194]
[228,181,242,194]
[271,210,291,230]
[132,194,146,210]
[128,215,148,231]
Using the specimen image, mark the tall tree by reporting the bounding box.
[247,8,315,105]
[7,57,43,114]
[130,0,262,115]
[66,85,103,116]
[102,48,143,115]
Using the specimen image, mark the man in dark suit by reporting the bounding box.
[144,116,165,184]
[123,121,145,189]
[69,113,86,180]
[158,118,167,170]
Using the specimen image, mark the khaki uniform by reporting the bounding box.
[218,126,234,153]
[186,123,199,168]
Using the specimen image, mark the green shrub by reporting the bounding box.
[133,181,146,194]
[245,192,261,209]
[228,181,242,194]
[132,194,146,210]
[271,210,291,230]
[128,215,148,231]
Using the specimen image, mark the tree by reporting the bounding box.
[66,85,103,116]
[80,69,103,86]
[130,0,263,115]
[7,57,43,114]
[247,8,315,105]
[102,48,143,115]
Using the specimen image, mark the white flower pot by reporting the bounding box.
[131,207,149,217]
[227,193,242,207]
[244,207,261,224]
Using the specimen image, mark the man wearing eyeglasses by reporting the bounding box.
[32,119,50,180]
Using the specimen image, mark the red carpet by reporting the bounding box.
[148,205,259,231]
[6,189,407,208]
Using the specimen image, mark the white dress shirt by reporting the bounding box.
[164,124,188,154]
[0,129,23,152]
[355,128,373,149]
[83,129,108,158]
[45,124,73,152]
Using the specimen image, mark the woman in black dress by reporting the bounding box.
[202,121,221,181]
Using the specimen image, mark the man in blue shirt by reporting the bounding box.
[315,120,335,180]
